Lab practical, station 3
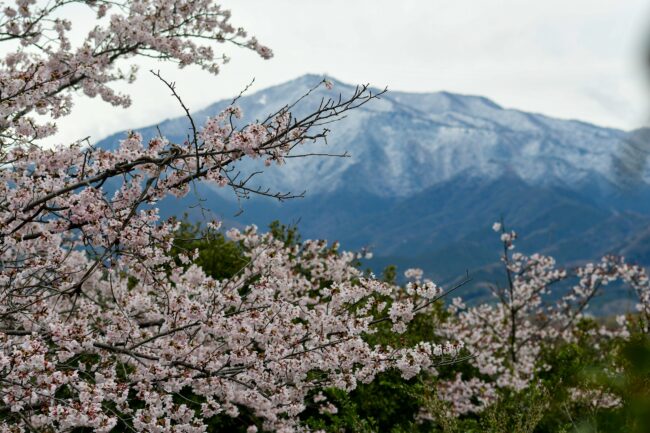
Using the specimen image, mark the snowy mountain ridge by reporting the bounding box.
[98,74,633,199]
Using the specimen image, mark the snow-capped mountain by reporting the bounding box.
[96,74,650,313]
[99,74,635,197]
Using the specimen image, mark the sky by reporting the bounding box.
[47,0,650,145]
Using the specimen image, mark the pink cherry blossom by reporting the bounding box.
[0,2,450,430]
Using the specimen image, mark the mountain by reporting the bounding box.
[95,74,650,314]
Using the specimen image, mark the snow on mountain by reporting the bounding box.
[232,75,629,195]
[98,74,632,199]
[95,74,650,314]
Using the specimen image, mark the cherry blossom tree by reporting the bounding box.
[433,222,650,417]
[0,1,464,431]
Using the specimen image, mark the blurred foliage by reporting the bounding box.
[268,220,301,247]
[381,264,398,285]
[171,215,247,280]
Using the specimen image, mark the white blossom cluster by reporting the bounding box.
[0,0,442,430]
[431,223,650,416]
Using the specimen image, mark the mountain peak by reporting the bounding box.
[97,73,632,198]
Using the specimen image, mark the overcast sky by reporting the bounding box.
[50,0,650,144]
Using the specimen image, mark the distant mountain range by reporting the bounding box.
[96,74,650,314]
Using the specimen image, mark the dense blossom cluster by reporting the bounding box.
[0,1,460,430]
[0,219,461,431]
[433,223,650,416]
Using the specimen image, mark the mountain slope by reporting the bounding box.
[98,74,632,196]
[95,74,650,313]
